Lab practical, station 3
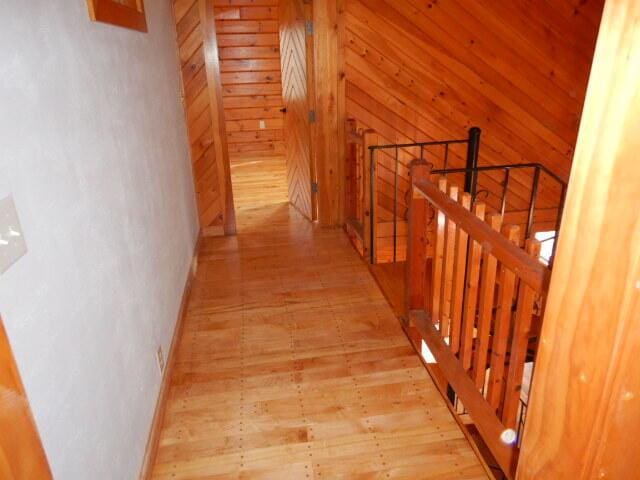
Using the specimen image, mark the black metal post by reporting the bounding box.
[465,127,481,197]
[550,183,567,267]
[500,168,510,217]
[526,166,541,239]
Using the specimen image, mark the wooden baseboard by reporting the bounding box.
[138,234,201,479]
[202,224,225,237]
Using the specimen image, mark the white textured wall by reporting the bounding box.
[0,2,199,478]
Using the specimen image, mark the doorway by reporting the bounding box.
[212,0,316,220]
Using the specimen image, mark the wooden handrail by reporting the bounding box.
[405,168,552,479]
[412,177,550,293]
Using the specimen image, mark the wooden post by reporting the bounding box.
[199,0,236,235]
[344,119,357,221]
[405,160,431,317]
[362,131,378,263]
[517,1,640,477]
[313,0,344,226]
[0,318,52,479]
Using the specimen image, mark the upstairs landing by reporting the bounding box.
[150,202,487,479]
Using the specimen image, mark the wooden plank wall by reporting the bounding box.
[173,0,236,235]
[213,0,285,162]
[344,0,604,226]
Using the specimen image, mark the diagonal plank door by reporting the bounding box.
[279,0,316,220]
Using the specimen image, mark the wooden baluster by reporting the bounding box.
[405,161,432,316]
[472,213,502,389]
[430,177,447,329]
[501,239,541,429]
[440,184,459,339]
[450,192,471,354]
[486,225,520,412]
[460,201,486,369]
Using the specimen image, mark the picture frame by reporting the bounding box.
[86,0,147,33]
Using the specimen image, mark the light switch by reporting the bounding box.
[0,196,27,274]
[259,119,266,130]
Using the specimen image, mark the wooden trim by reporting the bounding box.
[199,0,236,235]
[86,0,147,32]
[0,318,52,479]
[313,0,344,226]
[399,323,498,480]
[413,177,550,292]
[517,1,640,477]
[138,235,201,480]
[201,225,225,237]
[410,310,517,478]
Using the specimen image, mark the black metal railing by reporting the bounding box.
[368,128,568,266]
[432,163,567,264]
[368,128,481,263]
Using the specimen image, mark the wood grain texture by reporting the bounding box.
[86,0,147,32]
[517,1,640,477]
[279,0,315,219]
[0,318,52,480]
[344,0,603,232]
[313,0,346,226]
[214,0,286,162]
[173,0,236,234]
[148,203,487,479]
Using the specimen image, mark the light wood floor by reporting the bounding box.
[230,156,288,213]
[150,201,487,479]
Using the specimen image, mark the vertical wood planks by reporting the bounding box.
[518,2,640,475]
[502,239,540,428]
[450,192,471,353]
[201,0,237,234]
[363,132,378,262]
[486,224,520,412]
[460,201,486,369]
[172,0,236,235]
[405,162,431,313]
[431,176,447,327]
[279,0,315,220]
[313,0,344,226]
[440,185,459,339]
[472,213,502,388]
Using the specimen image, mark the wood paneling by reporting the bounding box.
[517,1,640,477]
[0,318,52,479]
[149,202,487,479]
[214,0,286,161]
[173,0,236,235]
[279,0,315,219]
[344,0,603,226]
[313,0,346,226]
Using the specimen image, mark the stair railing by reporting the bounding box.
[365,130,477,264]
[405,163,552,479]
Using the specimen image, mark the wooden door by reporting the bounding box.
[0,318,51,479]
[279,0,316,220]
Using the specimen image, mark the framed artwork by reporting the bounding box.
[86,0,147,32]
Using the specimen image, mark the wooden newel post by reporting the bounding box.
[405,160,432,320]
[344,119,357,221]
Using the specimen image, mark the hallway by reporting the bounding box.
[150,202,486,479]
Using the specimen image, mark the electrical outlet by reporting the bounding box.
[0,196,27,275]
[156,346,165,374]
[259,119,266,129]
